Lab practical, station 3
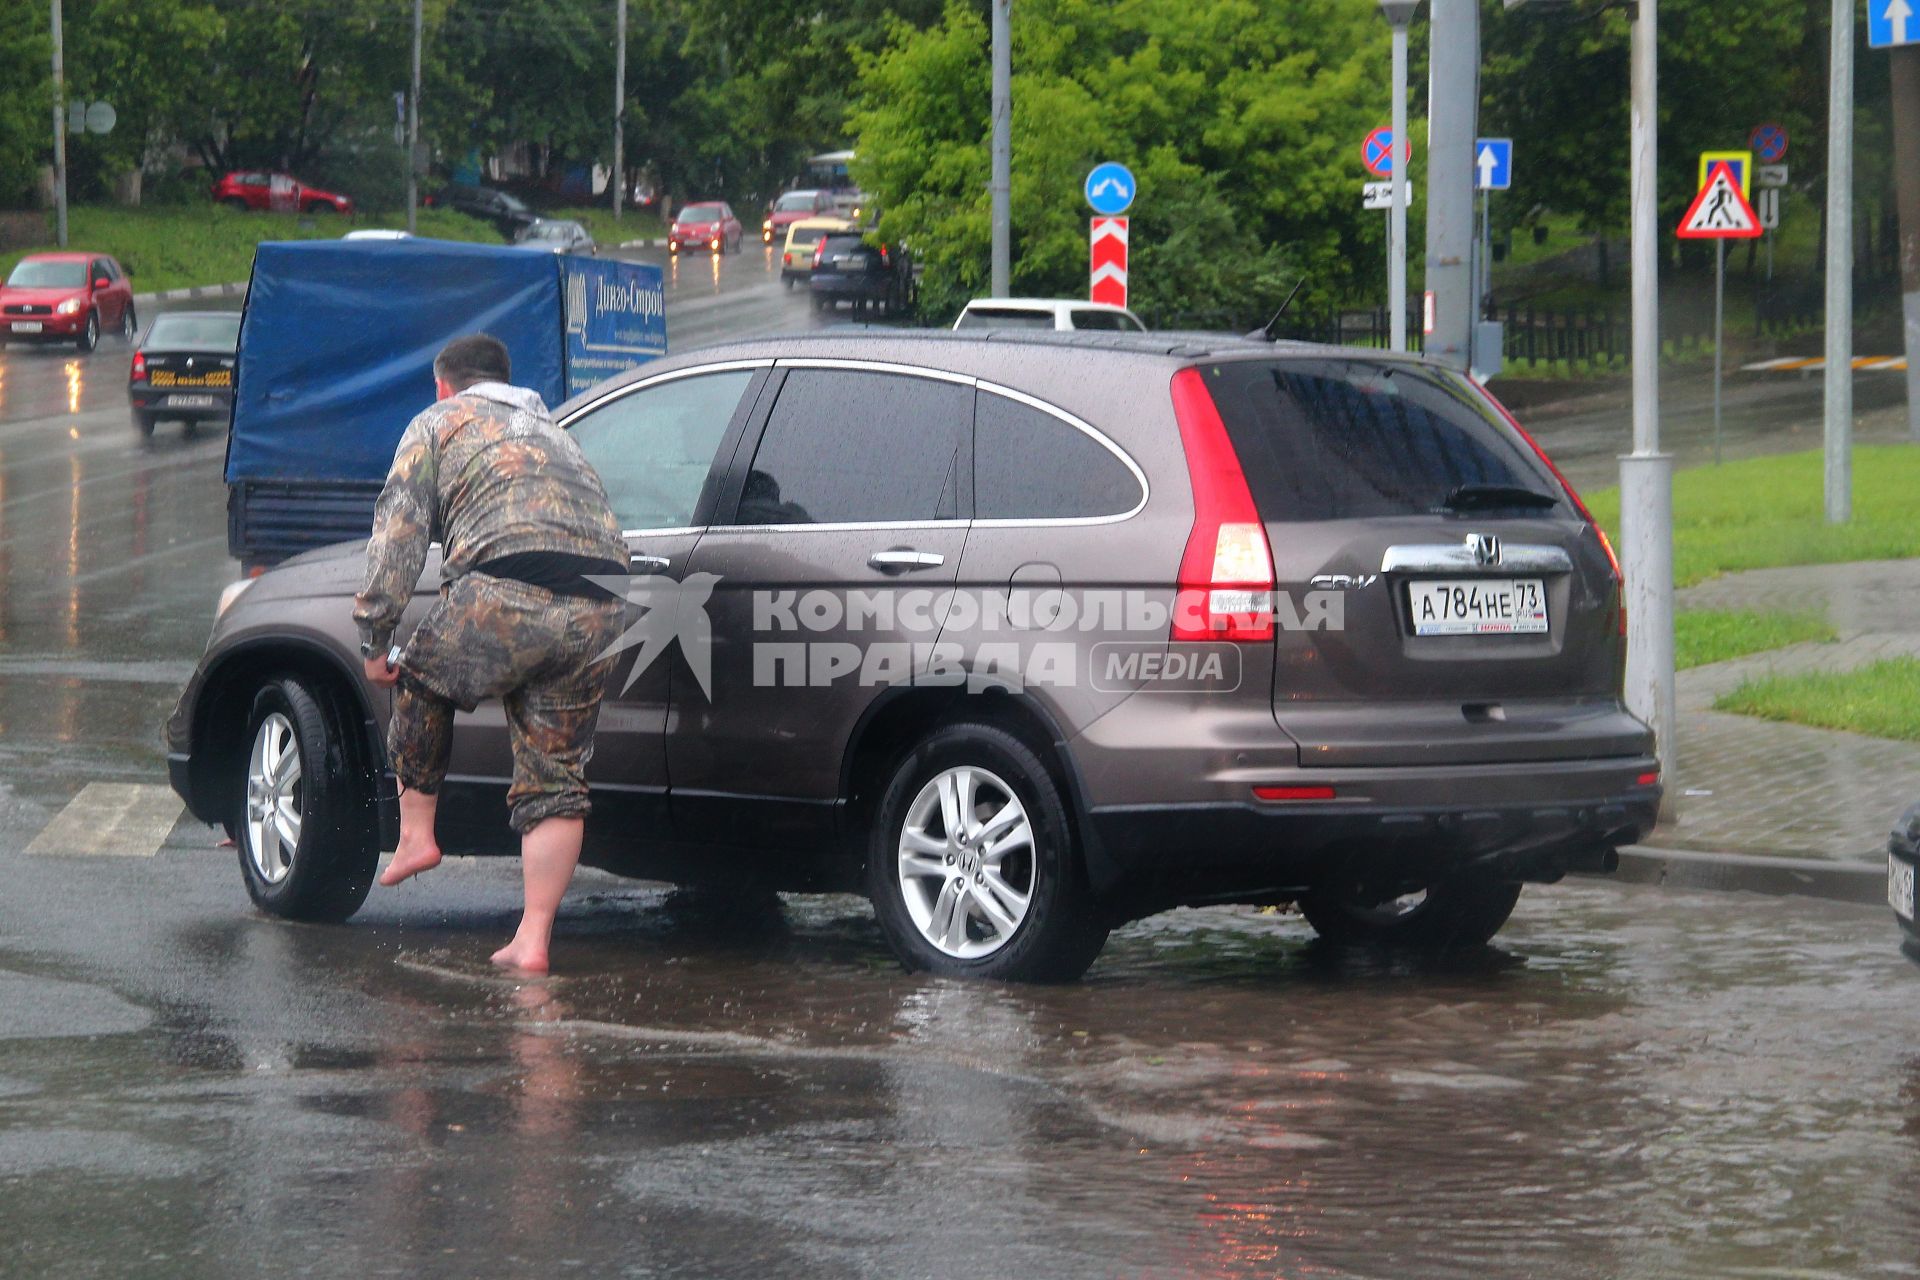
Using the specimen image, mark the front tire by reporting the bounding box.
[233,676,378,922]
[867,723,1108,982]
[1300,876,1522,951]
[75,311,98,354]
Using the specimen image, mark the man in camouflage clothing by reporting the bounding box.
[353,334,628,975]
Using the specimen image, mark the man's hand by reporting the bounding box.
[364,653,399,687]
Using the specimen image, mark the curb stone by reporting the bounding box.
[1586,845,1887,907]
[133,281,247,306]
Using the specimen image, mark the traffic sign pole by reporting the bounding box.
[1714,239,1725,463]
[1389,15,1410,352]
[1827,0,1855,523]
[1623,0,1676,813]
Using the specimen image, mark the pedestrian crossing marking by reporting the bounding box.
[1740,356,1908,373]
[25,783,183,858]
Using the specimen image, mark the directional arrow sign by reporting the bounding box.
[1090,216,1129,307]
[1677,162,1764,239]
[1475,137,1512,191]
[1084,162,1136,216]
[1870,0,1917,47]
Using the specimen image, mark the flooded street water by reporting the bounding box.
[4,859,1914,1278]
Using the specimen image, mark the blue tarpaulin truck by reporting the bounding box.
[224,238,666,568]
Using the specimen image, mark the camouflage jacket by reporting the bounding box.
[353,381,627,651]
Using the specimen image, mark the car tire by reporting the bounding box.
[303,201,335,215]
[224,198,250,212]
[232,675,378,923]
[121,303,137,343]
[75,311,98,354]
[1299,876,1523,951]
[133,410,155,439]
[867,723,1108,982]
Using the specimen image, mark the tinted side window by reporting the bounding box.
[738,369,967,525]
[975,393,1141,520]
[567,370,754,530]
[1202,360,1564,521]
[1071,310,1134,331]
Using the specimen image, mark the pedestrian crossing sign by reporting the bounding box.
[1676,162,1763,240]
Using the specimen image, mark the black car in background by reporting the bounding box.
[431,184,538,239]
[129,310,240,439]
[807,232,914,316]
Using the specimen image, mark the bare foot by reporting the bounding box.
[490,939,549,976]
[378,840,442,887]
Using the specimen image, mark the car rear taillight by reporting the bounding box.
[813,239,826,268]
[880,246,890,266]
[1478,384,1625,633]
[1169,368,1275,642]
[1253,785,1337,802]
[130,350,146,381]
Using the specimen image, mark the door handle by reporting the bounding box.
[629,554,671,571]
[868,549,945,571]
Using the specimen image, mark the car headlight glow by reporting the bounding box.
[56,298,84,315]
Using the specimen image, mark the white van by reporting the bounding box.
[952,297,1146,332]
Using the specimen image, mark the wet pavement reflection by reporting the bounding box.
[2,859,1916,1278]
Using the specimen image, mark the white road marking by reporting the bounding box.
[26,783,184,858]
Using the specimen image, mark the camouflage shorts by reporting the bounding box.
[388,572,624,834]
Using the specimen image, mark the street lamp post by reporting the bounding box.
[1380,1,1420,353]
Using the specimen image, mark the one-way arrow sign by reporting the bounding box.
[1475,138,1512,191]
[1676,162,1763,239]
[1870,0,1917,47]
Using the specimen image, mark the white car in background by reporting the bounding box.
[953,297,1146,332]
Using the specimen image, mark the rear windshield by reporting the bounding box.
[786,226,829,249]
[680,204,723,220]
[146,314,241,351]
[819,235,870,254]
[1200,359,1565,521]
[954,307,1055,330]
[7,259,85,288]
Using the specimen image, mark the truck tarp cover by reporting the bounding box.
[226,239,563,483]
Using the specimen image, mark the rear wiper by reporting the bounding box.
[1438,484,1559,511]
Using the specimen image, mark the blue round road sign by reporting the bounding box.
[1749,123,1788,164]
[1084,162,1136,215]
[1362,126,1406,178]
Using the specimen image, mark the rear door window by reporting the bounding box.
[954,307,1056,331]
[1070,309,1139,331]
[974,392,1141,520]
[566,369,755,531]
[1199,359,1565,521]
[736,369,968,525]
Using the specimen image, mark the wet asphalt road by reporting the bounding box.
[2,255,1919,1276]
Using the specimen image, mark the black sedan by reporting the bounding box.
[807,232,915,316]
[129,311,240,439]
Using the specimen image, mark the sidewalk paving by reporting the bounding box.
[1639,558,1920,866]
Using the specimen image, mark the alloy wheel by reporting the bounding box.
[245,711,303,884]
[896,765,1034,958]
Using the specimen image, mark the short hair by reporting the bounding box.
[432,333,511,391]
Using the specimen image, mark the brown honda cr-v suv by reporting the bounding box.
[167,332,1660,981]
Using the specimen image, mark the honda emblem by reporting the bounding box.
[1467,533,1502,566]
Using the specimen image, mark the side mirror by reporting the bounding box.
[92,277,109,289]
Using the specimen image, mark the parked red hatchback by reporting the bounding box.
[669,201,743,253]
[0,252,137,353]
[210,171,354,215]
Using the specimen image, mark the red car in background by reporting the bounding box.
[669,202,743,254]
[211,171,354,215]
[0,252,137,354]
[761,188,834,243]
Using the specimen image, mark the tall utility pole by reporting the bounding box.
[1381,1,1419,352]
[989,0,1011,298]
[406,0,422,235]
[51,0,68,248]
[1894,46,1920,441]
[1423,0,1477,370]
[1824,0,1854,523]
[1621,0,1677,804]
[612,0,626,220]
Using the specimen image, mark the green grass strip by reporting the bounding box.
[1714,656,1920,742]
[1675,608,1836,670]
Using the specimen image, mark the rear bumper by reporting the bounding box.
[1890,803,1919,943]
[1083,756,1661,915]
[808,274,888,298]
[130,388,233,418]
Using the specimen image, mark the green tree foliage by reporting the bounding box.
[849,0,1389,323]
[0,6,50,207]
